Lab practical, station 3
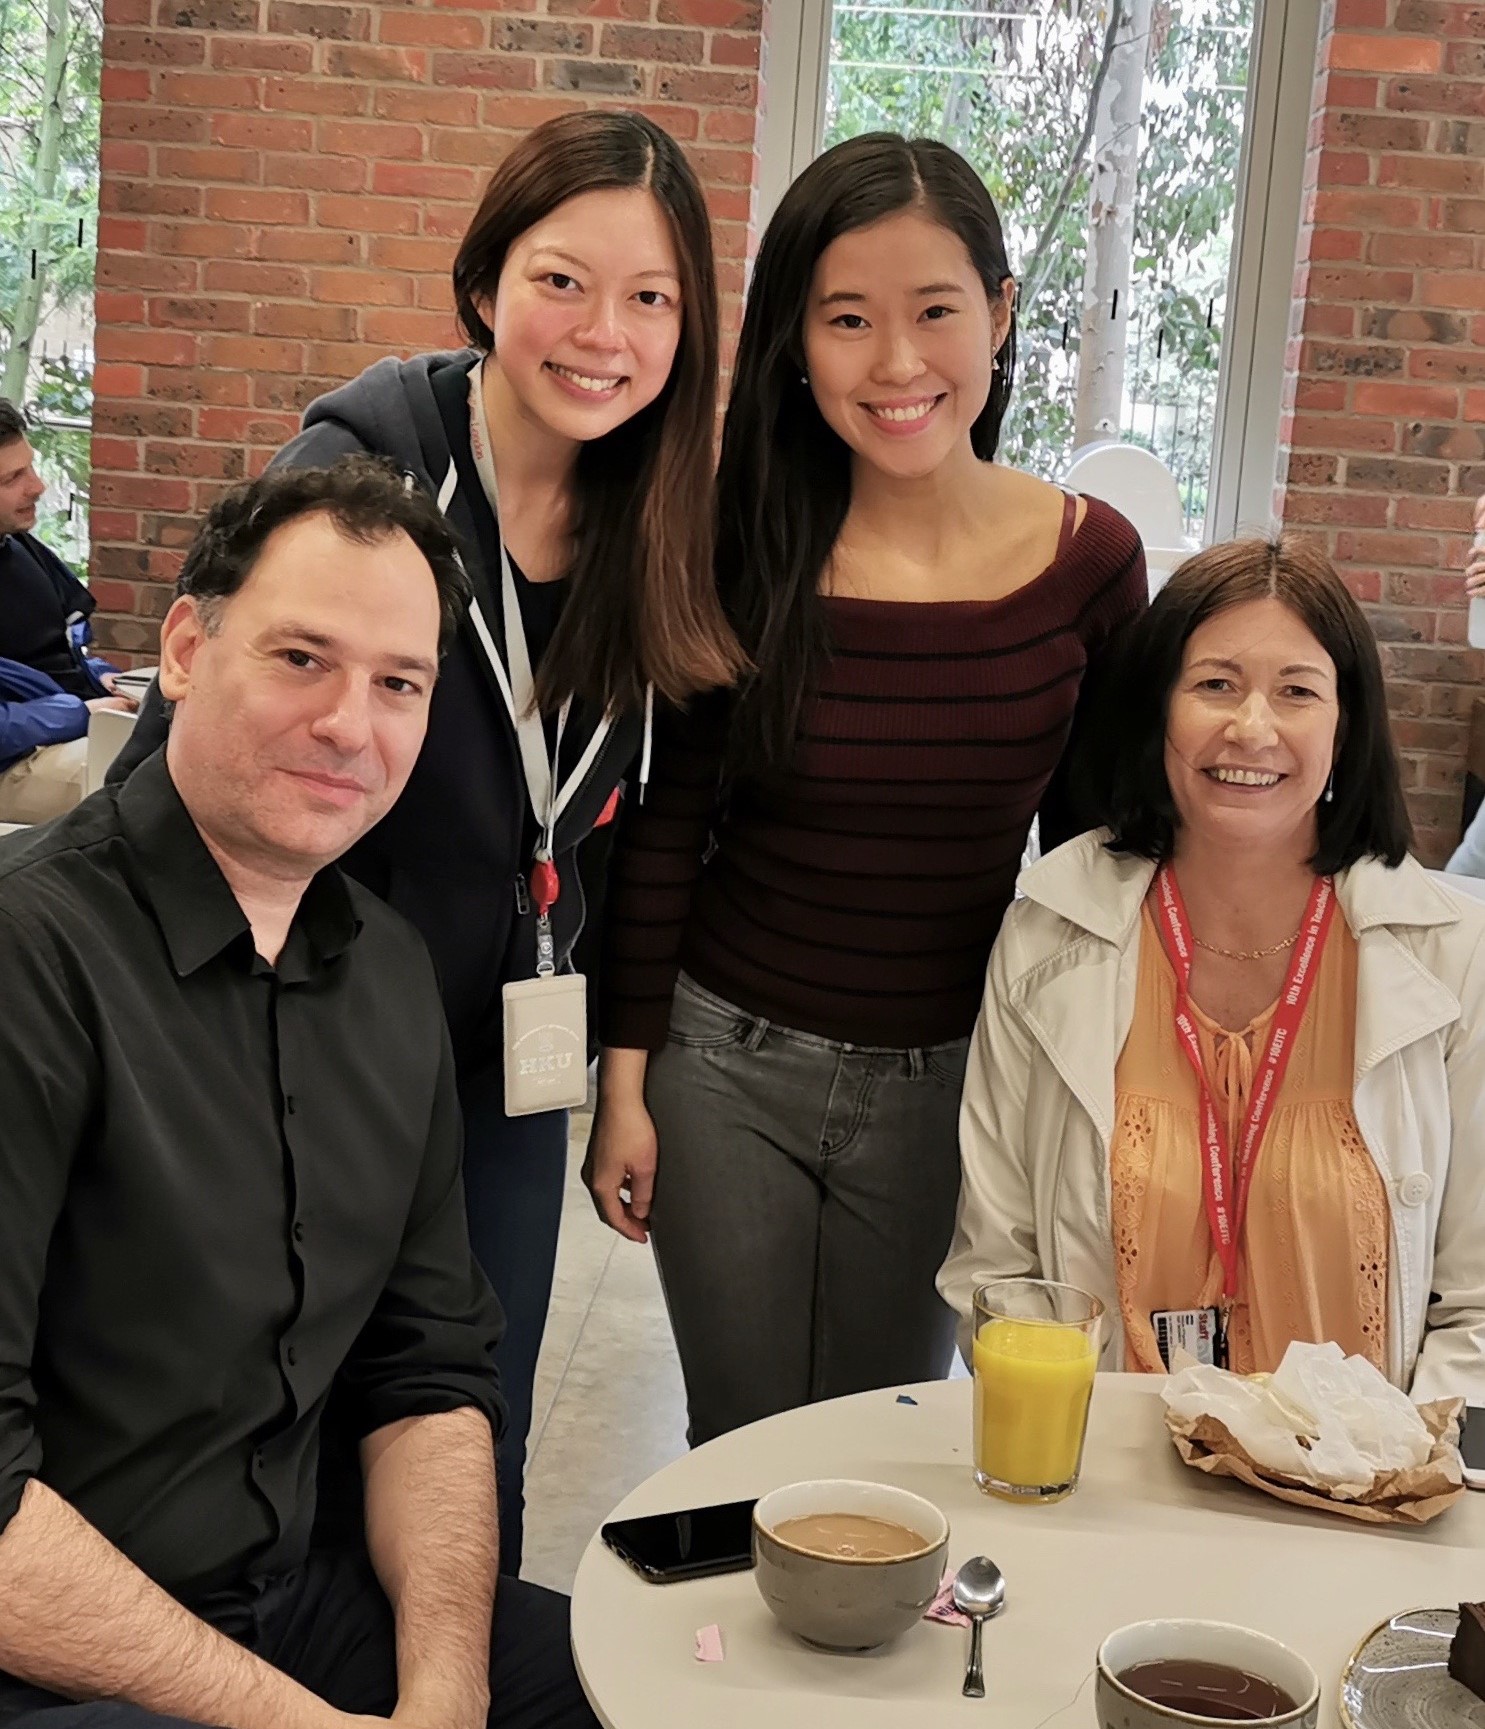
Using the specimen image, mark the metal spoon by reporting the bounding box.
[951,1555,1006,1699]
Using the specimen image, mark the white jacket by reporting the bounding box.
[937,831,1485,1402]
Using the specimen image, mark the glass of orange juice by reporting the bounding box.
[972,1278,1103,1503]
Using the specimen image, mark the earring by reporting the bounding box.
[991,358,999,375]
[1323,770,1335,805]
[800,372,809,386]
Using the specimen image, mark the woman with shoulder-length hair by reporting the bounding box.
[112,109,744,1563]
[585,131,1147,1445]
[939,534,1485,1401]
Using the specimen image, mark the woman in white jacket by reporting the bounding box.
[939,535,1485,1403]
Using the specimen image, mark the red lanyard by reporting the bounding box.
[1151,866,1337,1303]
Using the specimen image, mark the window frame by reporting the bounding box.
[755,0,1322,543]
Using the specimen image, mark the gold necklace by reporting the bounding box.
[1193,931,1299,962]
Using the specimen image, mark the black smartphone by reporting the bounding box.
[1462,1404,1485,1489]
[600,1497,758,1583]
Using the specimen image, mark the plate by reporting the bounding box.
[1339,1608,1485,1729]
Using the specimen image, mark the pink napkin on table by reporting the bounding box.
[923,1569,970,1627]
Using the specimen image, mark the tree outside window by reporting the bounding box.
[826,0,1253,538]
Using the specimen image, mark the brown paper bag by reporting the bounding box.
[1164,1397,1465,1525]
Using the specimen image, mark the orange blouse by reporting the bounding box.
[1110,900,1390,1376]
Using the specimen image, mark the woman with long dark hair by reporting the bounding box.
[112,110,743,1562]
[586,132,1147,1444]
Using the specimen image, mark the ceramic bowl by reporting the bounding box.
[1097,1619,1321,1729]
[751,1478,948,1652]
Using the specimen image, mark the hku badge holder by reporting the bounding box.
[503,855,587,1116]
[467,358,608,1120]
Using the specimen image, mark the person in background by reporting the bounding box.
[0,458,596,1729]
[1450,499,1485,876]
[0,397,133,823]
[108,110,743,1568]
[587,132,1146,1445]
[940,535,1485,1403]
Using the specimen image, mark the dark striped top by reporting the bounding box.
[599,495,1147,1050]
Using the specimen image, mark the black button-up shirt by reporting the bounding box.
[0,751,504,1604]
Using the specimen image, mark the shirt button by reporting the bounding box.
[1397,1172,1433,1207]
[292,1221,305,1243]
[284,1095,297,1115]
[254,1450,265,1470]
[285,1345,299,1367]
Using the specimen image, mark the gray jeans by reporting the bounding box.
[645,972,970,1446]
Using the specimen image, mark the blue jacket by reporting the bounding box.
[0,656,90,774]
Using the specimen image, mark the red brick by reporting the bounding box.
[378,9,485,45]
[1327,32,1441,73]
[204,186,310,223]
[1368,230,1475,267]
[156,146,261,183]
[148,294,252,330]
[92,473,194,512]
[375,86,480,126]
[263,150,366,191]
[156,71,261,107]
[317,118,425,158]
[701,106,754,143]
[654,66,755,103]
[101,66,153,101]
[315,193,419,234]
[210,37,313,71]
[658,0,759,23]
[92,362,148,398]
[198,407,303,443]
[322,42,425,80]
[95,402,195,438]
[599,22,699,58]
[104,27,206,65]
[164,0,261,28]
[152,220,254,258]
[414,275,456,311]
[98,252,200,293]
[1290,412,1398,452]
[1422,272,1485,309]
[1284,490,1390,526]
[1332,0,1388,22]
[361,307,463,346]
[96,327,200,366]
[1323,73,1380,106]
[211,111,313,151]
[1385,76,1485,115]
[1379,153,1484,193]
[102,104,207,141]
[262,75,368,114]
[371,161,481,200]
[477,95,574,129]
[429,129,505,166]
[1301,302,1357,336]
[254,226,364,263]
[1294,378,1349,410]
[144,367,253,405]
[99,138,151,175]
[369,234,457,272]
[433,51,538,88]
[1303,267,1415,302]
[704,185,753,222]
[1352,379,1462,416]
[264,0,369,35]
[1310,188,1424,227]
[708,31,761,66]
[97,216,150,251]
[92,435,143,472]
[90,579,143,613]
[250,300,358,342]
[105,179,204,216]
[309,268,416,305]
[144,440,246,479]
[201,334,306,373]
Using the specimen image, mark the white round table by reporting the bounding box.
[571,1376,1483,1727]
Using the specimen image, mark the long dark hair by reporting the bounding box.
[1097,535,1413,873]
[717,132,1017,773]
[452,110,745,713]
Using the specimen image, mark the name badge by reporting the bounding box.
[1151,1306,1227,1371]
[502,973,588,1116]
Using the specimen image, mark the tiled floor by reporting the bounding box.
[521,1109,689,1592]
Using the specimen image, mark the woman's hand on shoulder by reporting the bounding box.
[583,1051,659,1243]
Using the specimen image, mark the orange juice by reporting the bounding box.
[973,1316,1097,1497]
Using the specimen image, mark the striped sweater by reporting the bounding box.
[599,495,1147,1050]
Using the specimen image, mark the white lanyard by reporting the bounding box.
[467,358,611,860]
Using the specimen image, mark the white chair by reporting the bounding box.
[85,704,139,797]
[1064,441,1193,594]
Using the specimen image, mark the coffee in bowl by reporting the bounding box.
[1096,1620,1319,1729]
[770,1513,933,1560]
[1115,1660,1298,1721]
[752,1480,948,1651]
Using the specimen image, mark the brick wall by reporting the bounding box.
[90,0,766,658]
[1278,0,1485,864]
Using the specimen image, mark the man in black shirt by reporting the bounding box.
[0,458,596,1729]
[0,398,133,822]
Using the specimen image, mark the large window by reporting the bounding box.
[760,0,1321,543]
[0,0,100,566]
